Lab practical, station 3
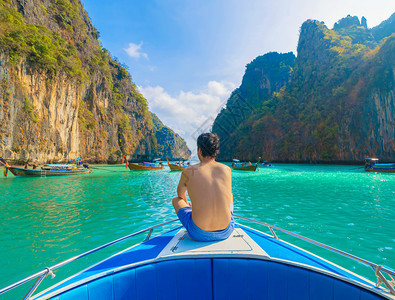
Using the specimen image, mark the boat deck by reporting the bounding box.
[158,228,268,258]
[33,224,393,299]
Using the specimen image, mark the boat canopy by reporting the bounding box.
[143,162,156,167]
[232,159,240,162]
[45,164,74,168]
[365,158,379,161]
[69,157,81,162]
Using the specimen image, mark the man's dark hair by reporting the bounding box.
[197,133,220,158]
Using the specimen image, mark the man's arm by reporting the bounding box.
[177,170,188,202]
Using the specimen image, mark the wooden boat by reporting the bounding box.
[233,164,257,171]
[128,161,164,171]
[2,215,394,299]
[166,156,188,171]
[231,158,260,171]
[262,160,273,167]
[0,157,91,177]
[364,158,395,173]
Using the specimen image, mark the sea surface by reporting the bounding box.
[1,163,394,299]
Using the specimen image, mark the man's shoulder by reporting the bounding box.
[214,161,231,172]
[181,165,196,177]
[183,161,230,172]
[184,164,197,172]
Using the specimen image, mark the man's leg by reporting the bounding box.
[172,197,189,214]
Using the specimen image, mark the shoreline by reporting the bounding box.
[2,162,368,169]
[218,160,368,165]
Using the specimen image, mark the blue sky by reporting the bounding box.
[80,0,394,152]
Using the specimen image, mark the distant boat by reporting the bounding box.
[0,157,91,177]
[231,158,260,171]
[166,157,188,171]
[364,158,395,173]
[127,160,164,171]
[262,160,273,167]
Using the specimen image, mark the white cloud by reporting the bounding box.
[124,42,148,59]
[138,81,236,153]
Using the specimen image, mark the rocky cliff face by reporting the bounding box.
[212,13,395,162]
[212,52,295,161]
[151,113,191,160]
[340,36,395,160]
[0,0,189,163]
[0,51,82,162]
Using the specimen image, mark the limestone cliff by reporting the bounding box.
[0,0,190,164]
[212,52,295,161]
[212,14,395,162]
[151,113,191,160]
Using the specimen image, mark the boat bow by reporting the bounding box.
[1,216,394,300]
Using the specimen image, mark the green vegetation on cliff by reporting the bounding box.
[151,113,191,160]
[0,0,190,163]
[0,1,85,79]
[212,52,295,161]
[212,13,395,162]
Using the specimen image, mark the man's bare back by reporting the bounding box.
[172,133,234,241]
[178,160,233,231]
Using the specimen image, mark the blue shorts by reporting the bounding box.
[177,207,235,242]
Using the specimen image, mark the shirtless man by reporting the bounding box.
[172,133,234,242]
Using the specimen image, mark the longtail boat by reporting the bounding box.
[166,156,188,171]
[262,160,273,167]
[231,158,260,171]
[364,158,395,173]
[128,161,164,171]
[2,215,394,299]
[0,157,91,177]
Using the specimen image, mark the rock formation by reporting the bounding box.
[212,14,395,163]
[0,0,190,164]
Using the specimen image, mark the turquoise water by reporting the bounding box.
[0,164,394,299]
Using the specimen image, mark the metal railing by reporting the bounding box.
[1,215,394,298]
[233,214,395,295]
[0,218,179,300]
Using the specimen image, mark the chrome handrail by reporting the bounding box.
[1,215,395,298]
[0,218,179,298]
[233,214,395,294]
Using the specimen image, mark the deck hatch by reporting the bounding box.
[157,228,268,258]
